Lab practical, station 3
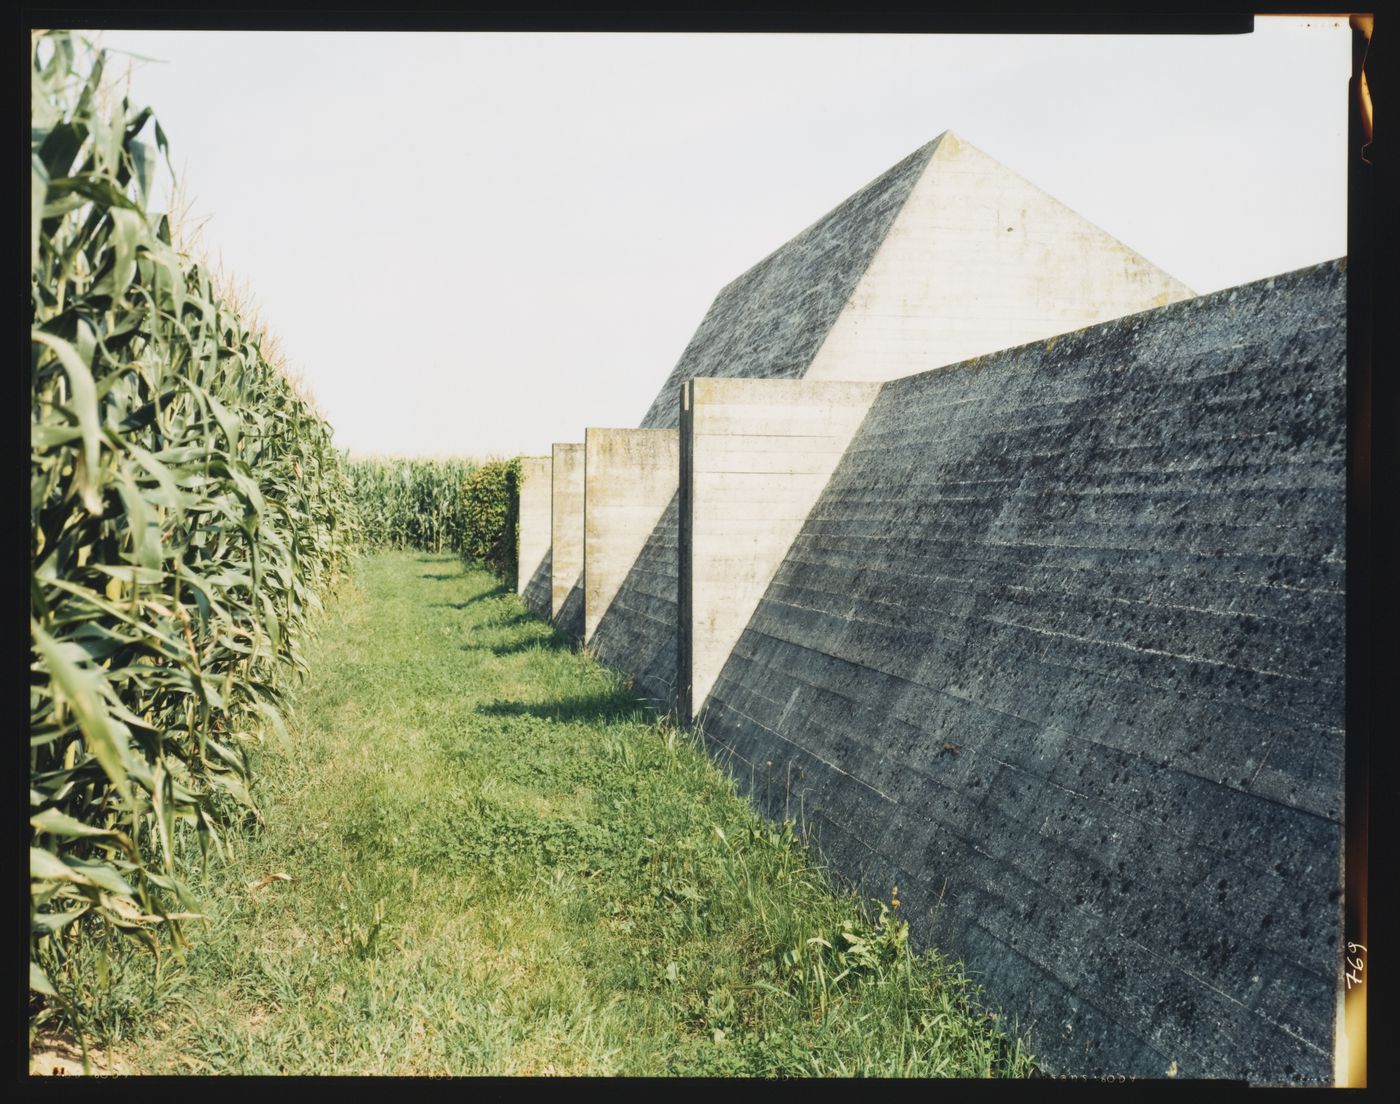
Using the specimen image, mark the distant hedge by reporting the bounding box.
[461,460,521,587]
[348,457,521,585]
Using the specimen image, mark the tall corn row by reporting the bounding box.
[347,457,478,552]
[29,30,358,1029]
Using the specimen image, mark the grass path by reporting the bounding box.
[92,551,1035,1076]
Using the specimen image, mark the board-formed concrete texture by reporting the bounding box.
[583,428,680,645]
[516,456,553,617]
[679,378,881,726]
[638,130,1193,429]
[601,129,1196,709]
[590,493,684,714]
[698,260,1347,1083]
[550,444,585,640]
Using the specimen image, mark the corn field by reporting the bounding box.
[347,458,478,553]
[29,28,357,1037]
[349,457,521,585]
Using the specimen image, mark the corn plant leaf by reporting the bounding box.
[32,907,89,935]
[31,153,48,270]
[31,621,132,803]
[29,963,58,996]
[31,807,117,839]
[31,331,103,514]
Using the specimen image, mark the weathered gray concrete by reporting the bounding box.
[516,456,552,617]
[550,443,585,641]
[639,130,1192,429]
[697,260,1347,1083]
[584,428,679,646]
[603,128,1195,711]
[679,378,882,726]
[589,492,683,715]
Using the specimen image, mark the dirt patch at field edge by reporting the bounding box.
[29,1030,128,1076]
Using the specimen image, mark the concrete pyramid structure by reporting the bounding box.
[640,130,1193,428]
[511,127,1348,1080]
[586,130,1197,714]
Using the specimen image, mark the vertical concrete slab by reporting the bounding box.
[516,456,552,617]
[589,493,683,717]
[550,443,585,640]
[583,428,679,645]
[679,378,881,725]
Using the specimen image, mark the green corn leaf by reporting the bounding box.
[31,807,118,839]
[108,206,146,302]
[32,908,89,935]
[31,153,48,271]
[31,331,104,515]
[29,963,58,996]
[31,621,131,804]
[67,859,136,897]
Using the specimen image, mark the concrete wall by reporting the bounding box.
[638,139,936,429]
[804,131,1194,384]
[550,443,585,640]
[584,429,679,646]
[601,130,1195,715]
[697,261,1347,1082]
[589,492,684,715]
[516,456,553,617]
[679,378,881,725]
[640,130,1191,429]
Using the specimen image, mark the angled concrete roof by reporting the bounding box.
[640,130,1195,428]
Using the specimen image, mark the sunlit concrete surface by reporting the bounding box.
[550,443,585,640]
[584,428,680,645]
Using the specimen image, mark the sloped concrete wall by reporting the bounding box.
[516,456,553,618]
[584,429,679,644]
[698,260,1347,1082]
[605,131,1195,720]
[638,139,940,430]
[679,378,881,725]
[639,131,1192,430]
[550,444,585,641]
[804,132,1194,383]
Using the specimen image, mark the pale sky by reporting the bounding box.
[94,20,1351,460]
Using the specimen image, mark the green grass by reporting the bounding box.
[59,551,1036,1076]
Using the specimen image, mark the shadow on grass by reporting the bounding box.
[476,692,646,725]
[478,610,540,630]
[491,637,565,657]
[427,592,498,610]
[461,636,567,657]
[420,572,461,581]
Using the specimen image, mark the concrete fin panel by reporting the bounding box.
[550,443,585,641]
[805,130,1196,384]
[680,378,882,725]
[521,547,552,620]
[698,260,1347,1081]
[516,456,553,601]
[591,491,683,716]
[584,428,680,644]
